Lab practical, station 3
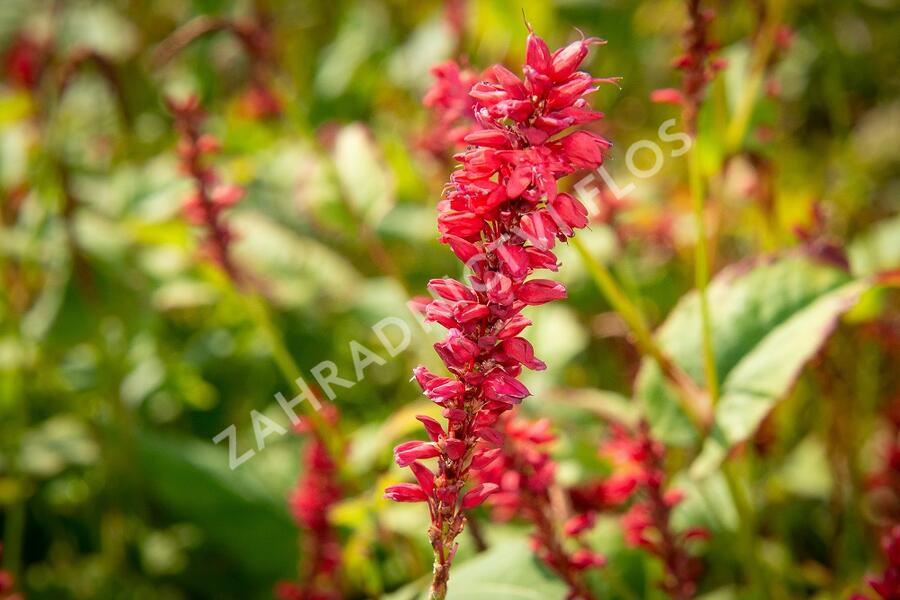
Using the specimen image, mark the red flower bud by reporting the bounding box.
[563,512,596,537]
[501,337,546,371]
[517,279,567,305]
[393,441,440,467]
[461,482,499,509]
[384,483,428,503]
[428,278,475,301]
[409,462,436,495]
[416,415,445,442]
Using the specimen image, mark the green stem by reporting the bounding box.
[572,238,710,430]
[0,345,25,580]
[239,290,346,469]
[724,0,784,153]
[688,138,720,407]
[2,496,25,577]
[722,461,774,599]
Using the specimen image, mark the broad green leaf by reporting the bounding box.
[381,536,568,600]
[137,430,297,582]
[691,277,866,477]
[444,537,568,600]
[635,256,867,464]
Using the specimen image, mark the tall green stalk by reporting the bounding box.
[571,238,709,430]
[238,290,346,468]
[687,138,719,407]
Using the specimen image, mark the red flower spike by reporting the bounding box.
[419,60,481,156]
[600,422,705,599]
[393,26,613,599]
[474,414,600,597]
[168,96,244,283]
[279,409,344,600]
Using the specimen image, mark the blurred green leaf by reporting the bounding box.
[20,415,99,478]
[137,430,297,582]
[636,255,866,457]
[442,537,568,600]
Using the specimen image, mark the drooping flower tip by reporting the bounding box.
[461,482,499,509]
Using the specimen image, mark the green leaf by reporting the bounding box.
[443,537,568,600]
[20,415,99,478]
[137,430,297,582]
[382,536,567,600]
[635,256,867,469]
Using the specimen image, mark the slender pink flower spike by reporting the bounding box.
[419,60,482,156]
[475,414,603,599]
[651,0,723,135]
[599,422,705,600]
[387,26,614,599]
[168,95,245,283]
[276,407,344,600]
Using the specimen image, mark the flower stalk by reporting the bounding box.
[387,27,616,598]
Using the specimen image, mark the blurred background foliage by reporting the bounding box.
[0,0,897,598]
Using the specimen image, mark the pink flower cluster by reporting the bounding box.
[420,61,480,156]
[477,414,604,599]
[386,27,613,597]
[599,423,706,600]
[650,0,725,134]
[276,409,344,600]
[168,96,245,281]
